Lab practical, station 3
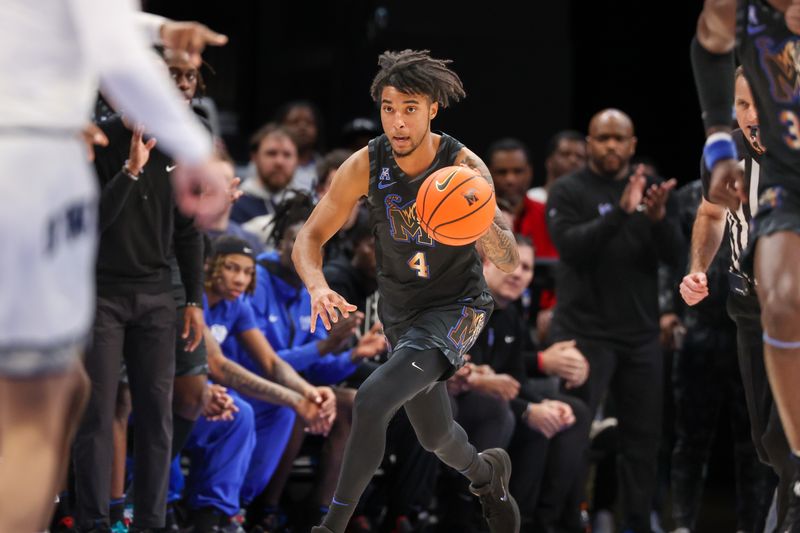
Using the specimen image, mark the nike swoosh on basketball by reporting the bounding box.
[411,361,423,372]
[166,164,177,172]
[435,169,459,191]
[377,180,396,189]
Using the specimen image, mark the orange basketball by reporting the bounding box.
[415,165,496,246]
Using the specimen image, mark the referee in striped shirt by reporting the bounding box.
[680,66,795,530]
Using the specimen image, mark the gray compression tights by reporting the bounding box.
[321,347,491,532]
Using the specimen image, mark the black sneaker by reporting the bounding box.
[159,505,181,533]
[468,448,521,533]
[188,507,223,533]
[251,507,289,533]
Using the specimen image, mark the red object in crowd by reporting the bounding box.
[515,196,559,261]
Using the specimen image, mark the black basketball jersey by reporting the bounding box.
[366,133,489,327]
[737,0,800,192]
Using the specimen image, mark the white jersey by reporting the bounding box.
[0,0,212,365]
[0,0,211,162]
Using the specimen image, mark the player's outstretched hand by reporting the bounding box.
[309,287,357,333]
[160,21,228,68]
[708,159,746,211]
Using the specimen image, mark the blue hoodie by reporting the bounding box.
[202,292,259,360]
[242,252,360,385]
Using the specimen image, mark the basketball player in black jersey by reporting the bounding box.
[293,50,520,533]
[694,1,800,530]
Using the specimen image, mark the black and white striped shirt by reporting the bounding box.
[701,128,762,275]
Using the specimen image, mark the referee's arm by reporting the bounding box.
[679,197,726,306]
[688,197,727,274]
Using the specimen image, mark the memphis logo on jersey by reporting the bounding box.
[754,35,800,104]
[448,307,486,355]
[384,194,434,246]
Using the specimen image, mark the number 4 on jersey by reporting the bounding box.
[407,251,429,278]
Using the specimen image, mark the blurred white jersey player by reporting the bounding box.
[0,1,227,531]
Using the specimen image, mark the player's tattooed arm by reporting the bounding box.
[215,356,304,408]
[456,149,520,273]
[270,356,320,399]
[479,208,519,272]
[205,327,305,408]
[458,153,493,182]
[236,328,320,399]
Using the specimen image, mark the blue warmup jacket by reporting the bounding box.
[245,253,360,385]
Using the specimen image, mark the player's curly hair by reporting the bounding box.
[269,192,316,248]
[369,49,466,107]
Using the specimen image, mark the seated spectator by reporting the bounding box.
[517,130,587,345]
[205,153,265,255]
[322,221,378,341]
[486,137,534,222]
[518,129,586,262]
[313,149,367,262]
[276,100,325,193]
[230,124,299,243]
[459,235,591,532]
[340,116,381,152]
[315,149,352,200]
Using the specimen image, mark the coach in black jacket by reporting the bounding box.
[546,109,683,533]
[72,114,205,530]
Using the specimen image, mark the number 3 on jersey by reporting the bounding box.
[407,251,429,278]
[780,110,800,149]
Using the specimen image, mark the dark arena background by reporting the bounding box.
[144,0,705,186]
